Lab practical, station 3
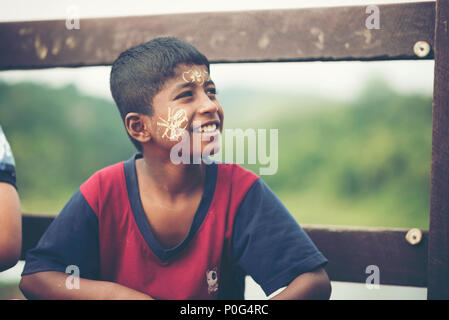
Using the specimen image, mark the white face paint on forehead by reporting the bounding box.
[182,68,210,85]
[156,107,188,141]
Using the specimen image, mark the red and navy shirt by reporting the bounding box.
[22,153,327,299]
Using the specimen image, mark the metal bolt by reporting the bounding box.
[405,228,422,245]
[413,41,431,58]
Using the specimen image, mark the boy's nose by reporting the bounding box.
[198,101,218,114]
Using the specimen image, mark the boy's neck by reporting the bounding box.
[137,148,206,198]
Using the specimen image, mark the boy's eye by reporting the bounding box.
[175,91,193,100]
[206,87,217,95]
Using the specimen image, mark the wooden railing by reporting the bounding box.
[2,1,448,299]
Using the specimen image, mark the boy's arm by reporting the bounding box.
[0,182,22,271]
[21,190,115,300]
[20,189,154,300]
[270,268,331,300]
[20,271,153,300]
[231,178,330,300]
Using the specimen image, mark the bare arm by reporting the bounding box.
[270,268,331,300]
[20,271,154,300]
[0,182,22,271]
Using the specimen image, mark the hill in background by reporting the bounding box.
[0,78,432,228]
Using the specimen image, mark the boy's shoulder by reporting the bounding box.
[214,162,260,199]
[215,162,259,184]
[78,159,261,215]
[80,160,259,190]
[79,160,127,214]
[81,161,125,189]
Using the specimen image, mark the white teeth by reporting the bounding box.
[200,123,217,133]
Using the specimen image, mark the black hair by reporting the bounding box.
[110,37,210,151]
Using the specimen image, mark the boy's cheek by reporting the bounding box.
[155,107,189,142]
[217,108,224,131]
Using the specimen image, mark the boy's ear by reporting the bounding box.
[125,112,152,144]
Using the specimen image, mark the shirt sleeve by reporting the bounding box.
[0,126,17,189]
[231,178,328,296]
[22,190,100,280]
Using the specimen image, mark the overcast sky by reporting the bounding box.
[0,0,435,101]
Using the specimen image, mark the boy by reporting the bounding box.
[0,126,22,272]
[20,37,330,300]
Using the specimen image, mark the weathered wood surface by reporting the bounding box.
[428,0,449,300]
[0,2,435,70]
[20,215,428,287]
[304,225,428,287]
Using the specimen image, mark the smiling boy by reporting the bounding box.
[20,37,330,300]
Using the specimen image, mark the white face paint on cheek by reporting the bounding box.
[156,107,189,141]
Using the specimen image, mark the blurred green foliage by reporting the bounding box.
[0,78,431,228]
[223,78,431,228]
[0,81,135,213]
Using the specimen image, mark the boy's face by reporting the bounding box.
[145,63,224,158]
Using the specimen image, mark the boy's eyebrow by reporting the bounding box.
[172,80,216,93]
[173,82,195,92]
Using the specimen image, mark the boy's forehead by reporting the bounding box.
[174,64,210,84]
[158,64,212,94]
[174,63,208,75]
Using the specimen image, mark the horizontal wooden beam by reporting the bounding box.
[20,215,428,287]
[0,2,435,70]
[304,224,428,287]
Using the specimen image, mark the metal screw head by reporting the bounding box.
[414,41,431,58]
[405,228,422,245]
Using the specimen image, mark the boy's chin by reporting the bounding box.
[190,145,221,158]
[202,141,221,156]
[185,144,220,162]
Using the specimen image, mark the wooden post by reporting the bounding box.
[428,0,449,300]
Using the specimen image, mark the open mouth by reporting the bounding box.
[193,121,220,133]
[200,123,217,133]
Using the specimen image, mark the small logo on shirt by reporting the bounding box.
[206,268,218,294]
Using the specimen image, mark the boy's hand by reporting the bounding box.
[20,271,154,300]
[269,268,331,300]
